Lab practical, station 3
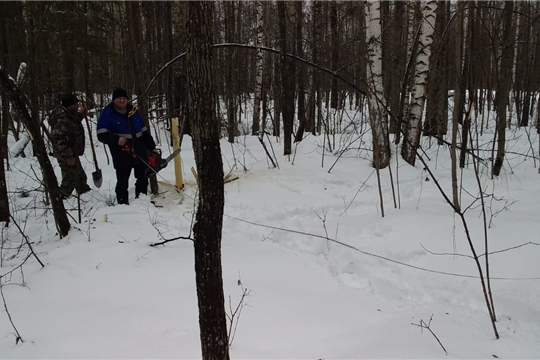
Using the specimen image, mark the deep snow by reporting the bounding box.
[1,110,540,359]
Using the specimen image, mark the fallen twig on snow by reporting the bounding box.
[411,314,447,355]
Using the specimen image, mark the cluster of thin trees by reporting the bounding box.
[1,1,538,166]
[1,1,540,357]
[0,0,535,268]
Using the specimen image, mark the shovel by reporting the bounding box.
[84,115,103,188]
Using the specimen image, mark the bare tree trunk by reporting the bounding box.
[272,58,281,137]
[225,1,238,143]
[0,105,9,223]
[311,1,323,135]
[294,0,306,143]
[62,3,75,94]
[400,1,419,134]
[278,1,295,156]
[25,4,44,160]
[330,1,339,110]
[459,4,474,169]
[401,0,437,166]
[518,1,533,127]
[365,0,390,169]
[186,2,230,359]
[451,1,464,212]
[0,2,11,223]
[424,0,448,142]
[125,0,158,195]
[82,1,94,107]
[252,1,264,136]
[262,15,272,136]
[0,94,9,225]
[165,1,175,144]
[0,68,70,236]
[493,1,515,177]
[388,1,405,135]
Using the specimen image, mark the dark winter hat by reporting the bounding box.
[112,88,128,101]
[61,94,78,108]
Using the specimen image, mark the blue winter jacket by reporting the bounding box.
[97,103,156,169]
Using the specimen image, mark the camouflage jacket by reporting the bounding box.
[51,106,86,160]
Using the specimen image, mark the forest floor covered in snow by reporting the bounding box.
[1,117,540,358]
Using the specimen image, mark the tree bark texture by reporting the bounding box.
[451,1,464,212]
[459,4,474,169]
[493,1,515,177]
[330,1,339,110]
[365,0,390,169]
[225,1,238,143]
[0,2,12,223]
[294,1,306,143]
[252,1,264,136]
[401,0,437,166]
[186,2,230,360]
[0,68,70,236]
[424,0,448,142]
[125,0,158,194]
[388,1,405,134]
[278,1,295,156]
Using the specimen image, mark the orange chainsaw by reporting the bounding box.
[143,148,181,178]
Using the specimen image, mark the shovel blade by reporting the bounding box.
[92,169,103,188]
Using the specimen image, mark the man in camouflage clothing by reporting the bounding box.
[51,94,91,199]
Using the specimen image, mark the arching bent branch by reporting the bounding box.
[145,43,368,99]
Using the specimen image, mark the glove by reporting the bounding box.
[79,105,89,118]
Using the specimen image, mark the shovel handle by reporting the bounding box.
[80,97,100,171]
[84,115,100,170]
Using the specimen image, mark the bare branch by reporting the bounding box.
[224,215,540,281]
[420,242,540,259]
[8,214,44,268]
[227,275,251,347]
[411,314,447,355]
[148,202,195,247]
[0,277,24,344]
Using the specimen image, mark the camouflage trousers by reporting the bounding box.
[57,157,90,197]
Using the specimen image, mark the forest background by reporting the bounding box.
[1,1,540,359]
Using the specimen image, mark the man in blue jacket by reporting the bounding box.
[97,88,158,205]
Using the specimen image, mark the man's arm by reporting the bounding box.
[96,111,120,147]
[142,129,156,151]
[136,112,157,151]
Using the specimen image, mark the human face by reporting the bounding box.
[68,101,79,112]
[113,97,128,111]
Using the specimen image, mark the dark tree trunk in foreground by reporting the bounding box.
[493,1,514,177]
[225,1,238,143]
[0,3,11,224]
[278,1,295,155]
[186,2,230,360]
[294,0,306,143]
[0,90,9,224]
[0,68,70,236]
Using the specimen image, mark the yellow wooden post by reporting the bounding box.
[171,117,184,190]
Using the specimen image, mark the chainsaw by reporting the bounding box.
[143,148,181,178]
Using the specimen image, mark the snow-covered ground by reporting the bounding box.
[1,112,540,359]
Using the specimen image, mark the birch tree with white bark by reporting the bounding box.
[365,0,390,169]
[401,0,437,166]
